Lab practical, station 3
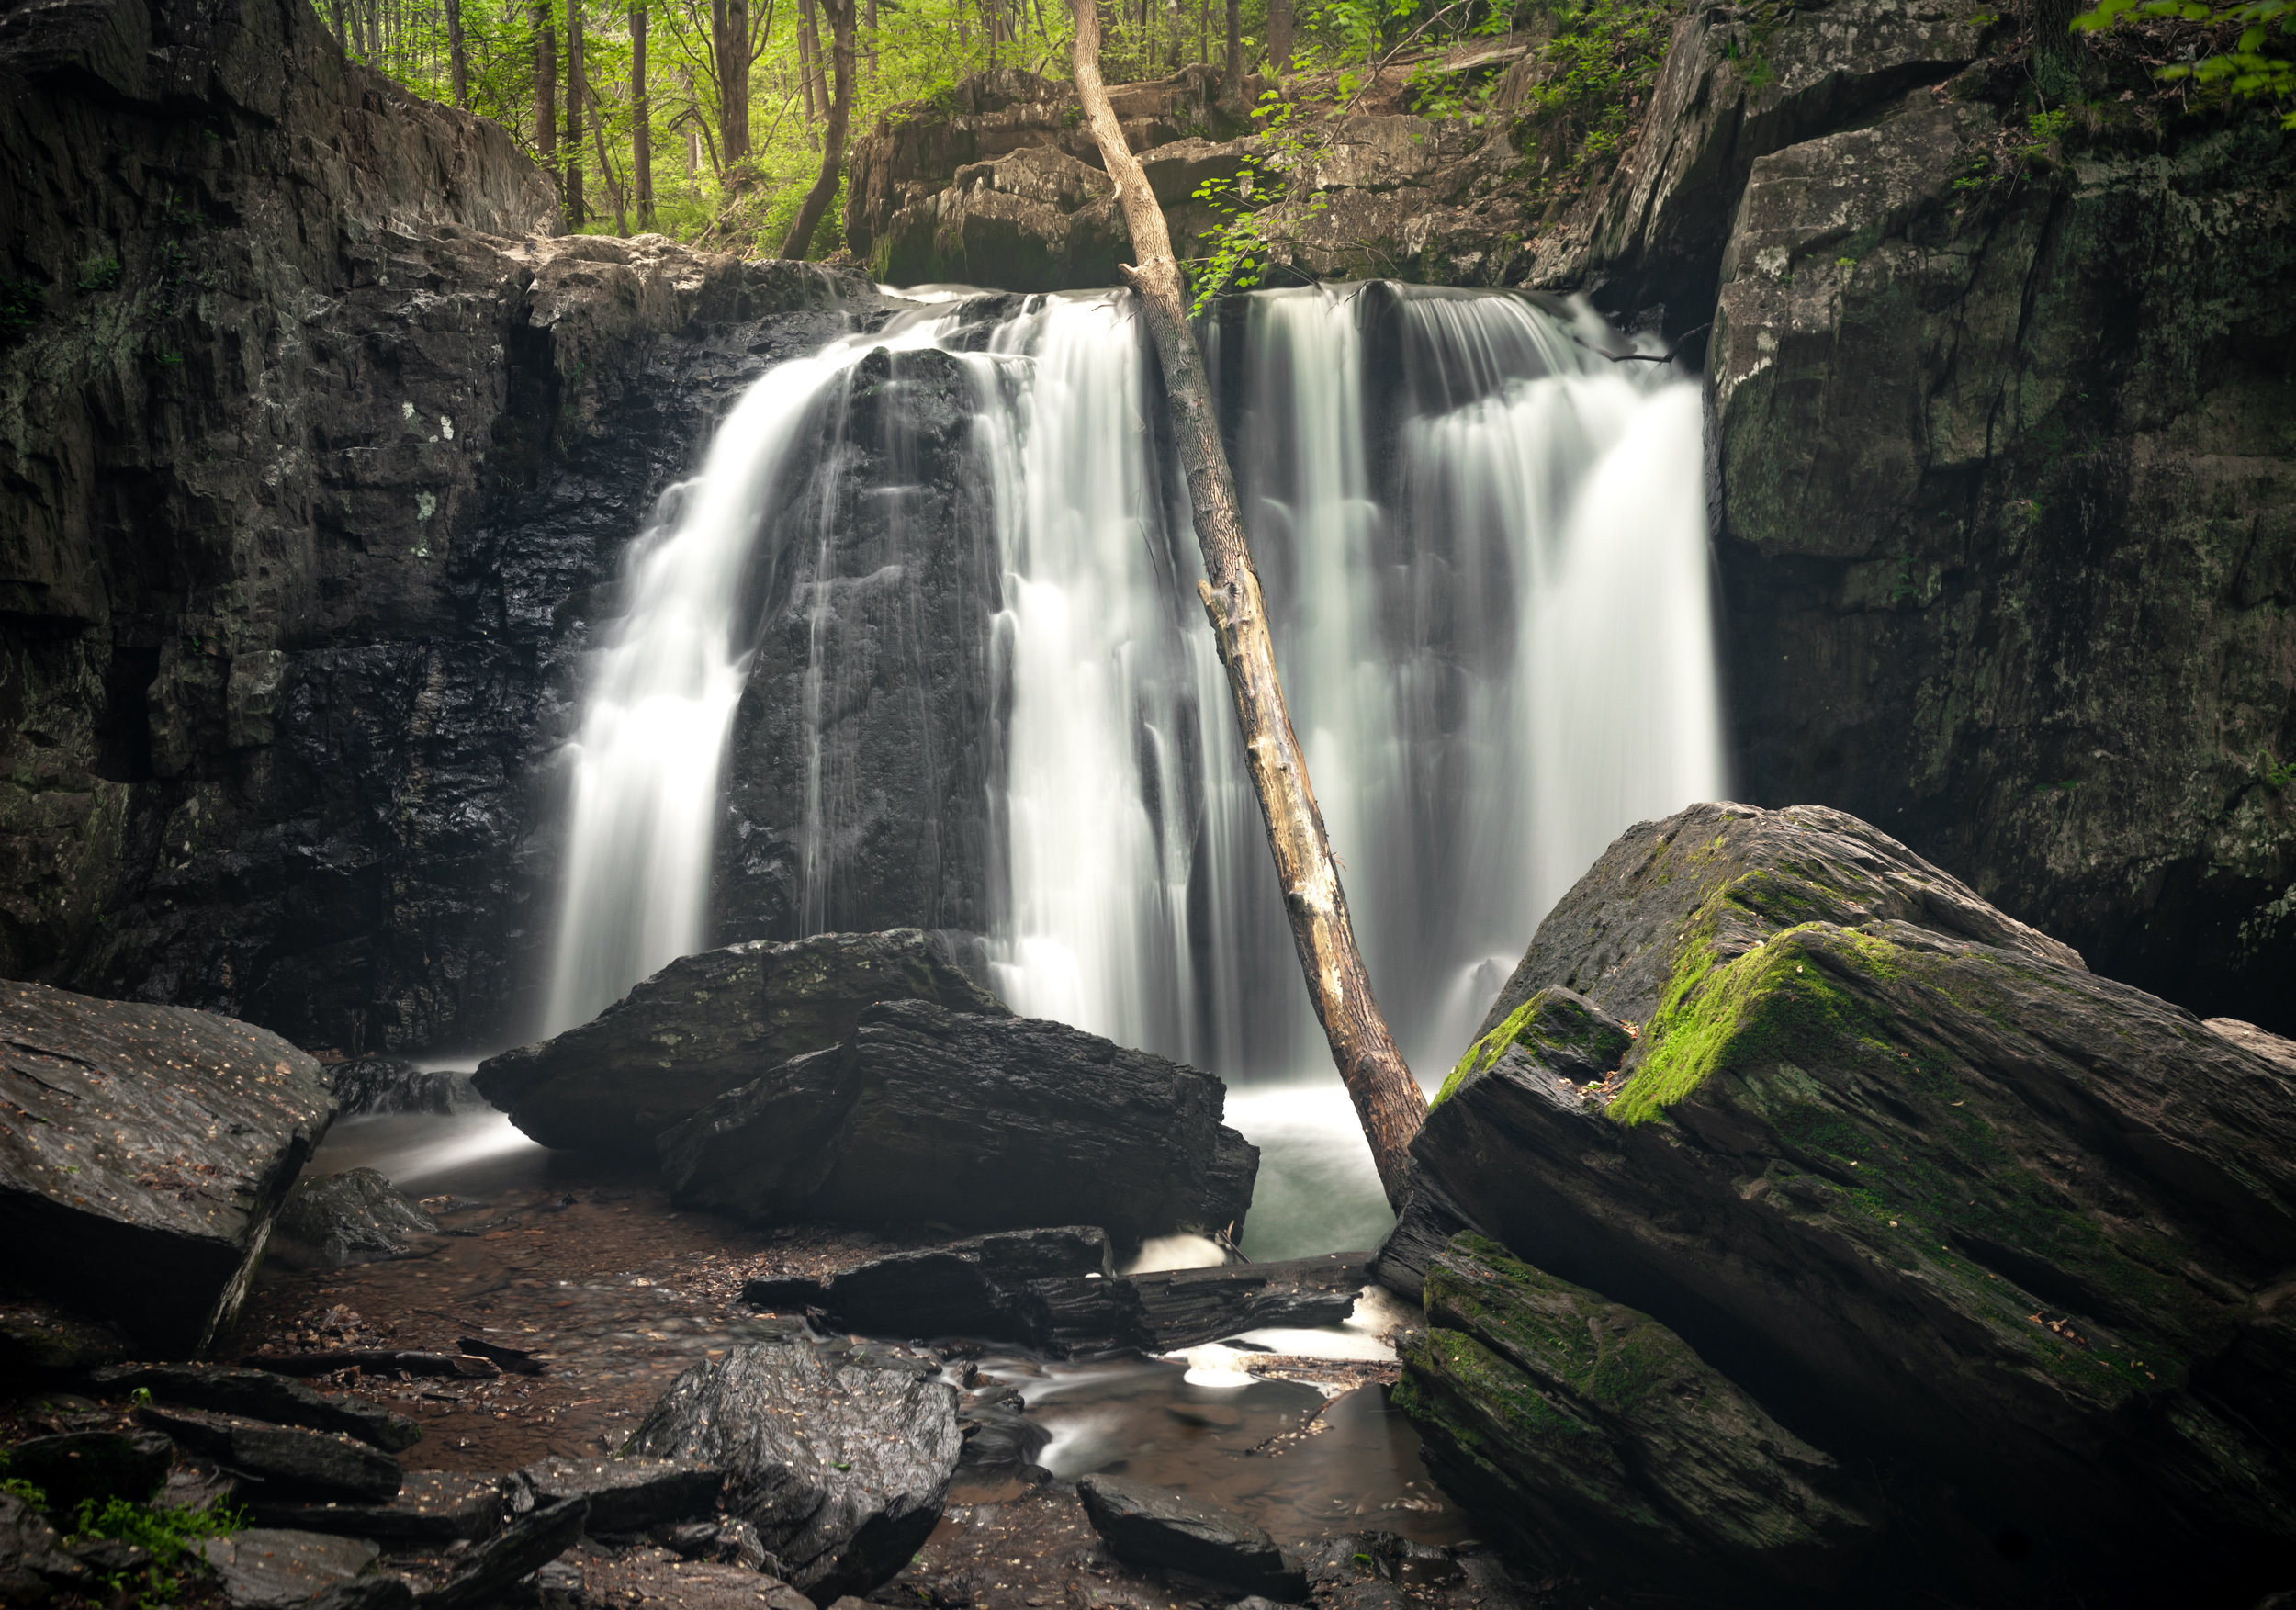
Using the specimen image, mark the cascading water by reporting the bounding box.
[542,281,1723,1250]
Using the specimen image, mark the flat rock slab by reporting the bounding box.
[0,980,333,1354]
[139,1405,401,1502]
[742,1227,1145,1357]
[630,1342,962,1599]
[94,1364,422,1452]
[1131,1252,1371,1350]
[197,1529,382,1607]
[476,930,1007,1156]
[664,1000,1257,1245]
[1075,1474,1306,1599]
[423,1497,589,1610]
[250,1470,504,1541]
[523,1456,722,1533]
[5,1429,173,1511]
[581,1547,819,1610]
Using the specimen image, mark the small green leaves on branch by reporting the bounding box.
[2072,0,2294,125]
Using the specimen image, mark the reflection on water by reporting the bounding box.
[310,1109,557,1198]
[966,1350,1463,1546]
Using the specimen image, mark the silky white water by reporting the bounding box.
[543,282,1723,1242]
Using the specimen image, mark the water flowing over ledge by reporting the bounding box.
[543,282,1723,1110]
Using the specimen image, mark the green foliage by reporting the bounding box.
[1183,92,1329,312]
[1507,0,1683,210]
[0,1449,49,1509]
[2259,750,2296,792]
[2072,0,2295,124]
[70,1495,249,1607]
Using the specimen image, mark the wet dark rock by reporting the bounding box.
[328,1061,486,1119]
[422,1497,589,1610]
[520,1458,721,1535]
[93,1366,422,1453]
[136,1407,402,1503]
[65,1538,152,1576]
[249,1471,505,1542]
[1075,1474,1307,1599]
[666,1000,1257,1245]
[1416,802,2296,1595]
[1129,1253,1370,1350]
[241,1352,497,1380]
[657,1518,771,1571]
[310,1582,414,1610]
[0,982,333,1354]
[1395,1233,1874,1585]
[3,1431,173,1513]
[475,931,1005,1156]
[1366,1181,1474,1304]
[0,1491,85,1601]
[0,1300,129,1379]
[272,1170,442,1269]
[195,1529,382,1608]
[742,1227,1145,1357]
[629,1342,962,1599]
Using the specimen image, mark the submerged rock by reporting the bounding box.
[271,1170,441,1269]
[628,1342,962,1598]
[1414,803,2296,1593]
[0,982,333,1355]
[664,1001,1258,1245]
[474,930,1005,1156]
[1076,1474,1308,1599]
[1395,1233,1874,1584]
[741,1226,1144,1356]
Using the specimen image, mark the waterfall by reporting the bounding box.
[543,283,1724,1110]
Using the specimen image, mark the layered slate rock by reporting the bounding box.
[664,1001,1258,1244]
[742,1227,1146,1356]
[629,1342,962,1598]
[195,1530,382,1608]
[271,1170,440,1269]
[423,1498,588,1610]
[251,1471,503,1541]
[1395,1233,1874,1584]
[1076,1475,1307,1599]
[138,1407,402,1502]
[521,1457,722,1534]
[1415,803,2296,1588]
[93,1365,422,1452]
[0,982,333,1354]
[1130,1253,1370,1350]
[475,931,1005,1156]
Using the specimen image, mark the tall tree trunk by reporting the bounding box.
[779,0,851,256]
[445,0,467,103]
[566,0,587,225]
[864,0,875,78]
[1065,0,1426,1207]
[1222,0,1240,98]
[631,2,656,227]
[711,0,752,163]
[535,3,558,186]
[588,85,629,233]
[800,0,828,126]
[1266,0,1290,73]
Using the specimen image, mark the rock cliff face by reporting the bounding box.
[0,0,885,1052]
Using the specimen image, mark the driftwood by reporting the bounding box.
[240,1349,501,1379]
[1066,0,1427,1207]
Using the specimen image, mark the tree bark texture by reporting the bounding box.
[1266,0,1290,72]
[711,0,751,163]
[566,0,586,223]
[1066,0,1427,1208]
[779,0,851,256]
[535,4,557,179]
[631,3,655,227]
[1222,0,1240,99]
[445,0,467,106]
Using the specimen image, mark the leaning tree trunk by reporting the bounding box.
[780,0,853,256]
[1066,0,1426,1207]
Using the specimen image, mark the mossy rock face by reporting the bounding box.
[1413,803,2296,1590]
[1394,1233,1874,1586]
[1434,985,1633,1109]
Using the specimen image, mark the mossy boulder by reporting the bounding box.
[1394,1233,1874,1587]
[1411,803,2296,1602]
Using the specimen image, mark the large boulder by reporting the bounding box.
[270,1169,440,1268]
[1394,1233,1874,1586]
[474,930,1005,1156]
[628,1342,962,1599]
[1410,803,2296,1598]
[660,999,1258,1245]
[0,981,333,1355]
